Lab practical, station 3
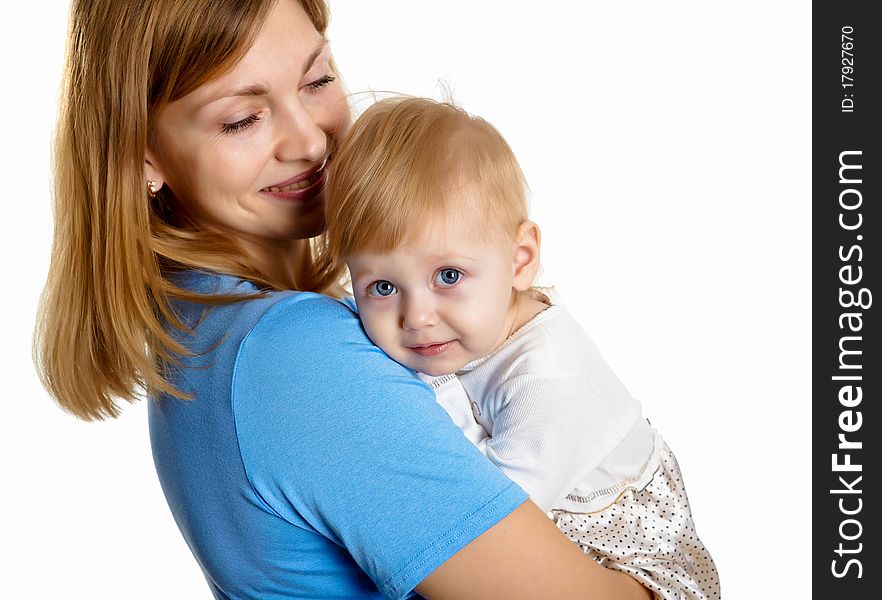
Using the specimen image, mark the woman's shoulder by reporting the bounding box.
[232,282,414,410]
[241,288,368,357]
[171,270,362,345]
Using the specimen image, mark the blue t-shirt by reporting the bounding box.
[148,271,527,599]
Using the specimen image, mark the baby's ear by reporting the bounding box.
[512,221,541,291]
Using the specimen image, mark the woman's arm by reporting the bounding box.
[418,500,651,600]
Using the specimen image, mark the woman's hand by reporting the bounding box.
[417,500,652,600]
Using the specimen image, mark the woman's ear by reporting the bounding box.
[144,148,166,194]
[512,221,541,291]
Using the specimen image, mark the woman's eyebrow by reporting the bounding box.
[302,39,330,75]
[220,85,270,100]
[201,39,330,107]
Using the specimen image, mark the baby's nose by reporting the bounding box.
[401,296,438,330]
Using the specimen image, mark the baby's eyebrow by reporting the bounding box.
[424,254,480,263]
[348,267,384,280]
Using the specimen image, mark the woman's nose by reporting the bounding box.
[274,100,327,164]
[401,294,438,331]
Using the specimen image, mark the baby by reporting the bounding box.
[323,97,720,599]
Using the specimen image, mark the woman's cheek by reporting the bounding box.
[321,92,353,146]
[224,133,272,180]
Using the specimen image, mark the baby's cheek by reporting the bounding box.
[470,312,508,355]
[360,310,392,348]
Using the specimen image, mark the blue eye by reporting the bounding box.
[368,280,396,297]
[435,268,462,286]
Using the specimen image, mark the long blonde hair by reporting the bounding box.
[36,0,342,420]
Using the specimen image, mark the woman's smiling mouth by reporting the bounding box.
[259,160,328,201]
[262,173,321,192]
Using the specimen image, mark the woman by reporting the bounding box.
[36,0,651,598]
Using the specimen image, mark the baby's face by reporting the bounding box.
[347,223,521,376]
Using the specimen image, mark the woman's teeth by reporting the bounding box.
[263,171,320,192]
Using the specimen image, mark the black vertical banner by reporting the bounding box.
[813,2,880,595]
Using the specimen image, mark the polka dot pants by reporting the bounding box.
[552,444,720,599]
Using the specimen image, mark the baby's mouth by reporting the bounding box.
[408,341,454,357]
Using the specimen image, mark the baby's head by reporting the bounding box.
[324,97,541,375]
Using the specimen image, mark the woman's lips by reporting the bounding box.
[408,341,454,357]
[259,161,328,202]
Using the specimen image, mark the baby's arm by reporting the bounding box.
[429,374,491,450]
[482,372,631,512]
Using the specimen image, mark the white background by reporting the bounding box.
[1,1,810,597]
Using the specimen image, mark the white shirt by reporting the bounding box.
[421,297,658,513]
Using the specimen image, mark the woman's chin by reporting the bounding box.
[266,210,327,241]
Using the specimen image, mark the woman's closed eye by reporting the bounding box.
[306,74,336,91]
[367,280,397,297]
[218,74,336,135]
[221,113,261,135]
[434,268,462,287]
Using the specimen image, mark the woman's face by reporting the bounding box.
[148,0,349,245]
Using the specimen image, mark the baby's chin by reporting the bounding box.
[416,363,464,377]
[393,349,471,378]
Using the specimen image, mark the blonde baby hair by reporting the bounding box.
[321,96,529,274]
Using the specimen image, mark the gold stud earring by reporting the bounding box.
[147,180,159,197]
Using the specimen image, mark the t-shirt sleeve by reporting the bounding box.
[231,293,527,599]
[485,372,631,512]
